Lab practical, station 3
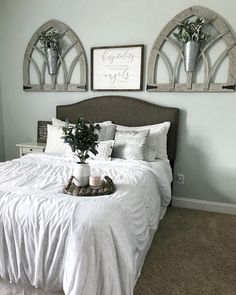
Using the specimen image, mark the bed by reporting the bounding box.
[0,96,179,295]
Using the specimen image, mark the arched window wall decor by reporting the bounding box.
[23,19,87,92]
[147,6,236,92]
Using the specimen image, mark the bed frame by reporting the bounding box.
[56,95,179,168]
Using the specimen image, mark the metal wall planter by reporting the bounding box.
[184,41,200,72]
[45,48,59,75]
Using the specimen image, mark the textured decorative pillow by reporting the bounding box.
[112,130,150,160]
[45,125,72,154]
[96,125,116,141]
[89,140,115,161]
[116,122,171,160]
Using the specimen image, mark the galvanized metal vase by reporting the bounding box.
[45,48,58,75]
[184,41,200,72]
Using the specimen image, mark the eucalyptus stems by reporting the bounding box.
[62,117,101,164]
[39,28,62,52]
[174,17,210,44]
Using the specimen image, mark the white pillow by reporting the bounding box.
[112,129,150,160]
[89,140,115,161]
[116,122,170,161]
[45,125,72,154]
[52,118,112,127]
[52,118,115,141]
[52,117,67,127]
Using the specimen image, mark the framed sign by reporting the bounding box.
[37,121,51,143]
[91,44,144,91]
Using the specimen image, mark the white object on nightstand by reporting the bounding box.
[16,142,46,157]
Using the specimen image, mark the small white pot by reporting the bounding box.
[73,163,90,187]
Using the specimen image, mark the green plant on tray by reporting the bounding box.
[62,117,101,164]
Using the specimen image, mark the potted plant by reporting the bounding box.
[62,117,101,187]
[39,28,62,75]
[173,17,210,72]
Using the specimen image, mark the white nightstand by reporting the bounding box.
[16,142,46,157]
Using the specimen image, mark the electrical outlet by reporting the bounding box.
[176,174,184,185]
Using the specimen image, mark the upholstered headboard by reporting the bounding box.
[56,95,179,163]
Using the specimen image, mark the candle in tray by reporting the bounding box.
[89,176,102,187]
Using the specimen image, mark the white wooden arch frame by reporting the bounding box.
[147,6,236,92]
[23,19,87,92]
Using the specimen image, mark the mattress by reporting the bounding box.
[0,154,172,295]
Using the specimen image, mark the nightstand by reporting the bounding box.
[16,142,46,157]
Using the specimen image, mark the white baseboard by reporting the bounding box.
[172,196,236,215]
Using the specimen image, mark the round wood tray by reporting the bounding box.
[64,176,116,197]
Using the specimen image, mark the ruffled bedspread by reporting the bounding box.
[0,154,172,295]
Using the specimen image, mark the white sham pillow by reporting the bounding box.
[112,129,150,161]
[52,118,115,141]
[116,122,170,161]
[52,118,112,127]
[89,140,115,161]
[45,125,72,154]
[52,117,67,127]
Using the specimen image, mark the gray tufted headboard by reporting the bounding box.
[56,95,179,166]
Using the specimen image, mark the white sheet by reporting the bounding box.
[0,154,172,295]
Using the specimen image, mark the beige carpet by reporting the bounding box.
[134,207,236,295]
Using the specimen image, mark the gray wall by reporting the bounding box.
[0,81,5,161]
[0,3,5,161]
[0,0,236,203]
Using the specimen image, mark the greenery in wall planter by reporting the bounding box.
[174,17,210,72]
[174,17,210,43]
[39,28,62,75]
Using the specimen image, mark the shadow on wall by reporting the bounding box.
[173,110,236,204]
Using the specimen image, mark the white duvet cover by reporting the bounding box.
[0,154,172,295]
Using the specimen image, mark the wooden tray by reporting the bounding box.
[64,176,116,197]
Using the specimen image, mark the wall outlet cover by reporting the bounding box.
[176,173,184,184]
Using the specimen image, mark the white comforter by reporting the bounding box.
[0,154,172,295]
